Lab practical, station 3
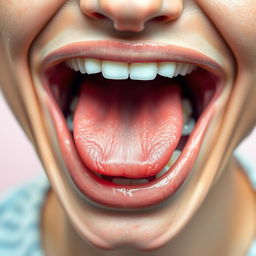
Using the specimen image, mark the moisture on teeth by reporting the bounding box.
[65,59,196,80]
[156,150,182,178]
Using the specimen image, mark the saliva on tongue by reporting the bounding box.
[73,76,183,178]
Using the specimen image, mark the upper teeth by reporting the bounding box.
[66,59,196,81]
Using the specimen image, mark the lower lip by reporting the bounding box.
[42,73,222,209]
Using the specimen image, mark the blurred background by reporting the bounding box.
[0,91,255,194]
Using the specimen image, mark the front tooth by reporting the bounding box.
[158,62,176,78]
[182,117,195,136]
[78,59,86,74]
[85,58,102,74]
[102,61,129,80]
[130,63,157,80]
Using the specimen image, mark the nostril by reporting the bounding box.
[149,15,170,23]
[90,12,108,20]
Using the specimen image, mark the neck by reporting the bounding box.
[41,157,256,256]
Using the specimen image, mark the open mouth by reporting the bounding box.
[41,42,224,209]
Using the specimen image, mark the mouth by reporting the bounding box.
[40,41,224,209]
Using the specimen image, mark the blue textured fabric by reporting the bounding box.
[0,174,49,256]
[0,154,255,256]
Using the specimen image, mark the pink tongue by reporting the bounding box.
[73,76,183,178]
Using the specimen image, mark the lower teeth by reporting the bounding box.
[182,117,195,135]
[156,150,181,178]
[112,178,149,185]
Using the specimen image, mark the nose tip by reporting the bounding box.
[80,0,183,32]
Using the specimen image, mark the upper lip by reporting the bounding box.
[41,40,226,80]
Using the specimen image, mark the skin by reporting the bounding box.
[0,0,256,255]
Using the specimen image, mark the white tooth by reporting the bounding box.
[180,64,190,76]
[78,59,86,74]
[130,63,157,80]
[158,62,176,78]
[168,150,181,166]
[156,150,182,178]
[182,117,195,136]
[156,166,169,179]
[174,63,185,77]
[102,61,129,80]
[85,58,102,74]
[182,99,193,123]
[72,59,80,72]
[130,179,148,185]
[113,178,132,185]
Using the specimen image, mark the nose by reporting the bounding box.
[80,0,183,32]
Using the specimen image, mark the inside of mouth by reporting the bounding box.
[45,61,218,185]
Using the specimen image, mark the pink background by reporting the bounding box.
[0,91,255,194]
[0,92,43,194]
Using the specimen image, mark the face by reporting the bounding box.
[0,0,256,250]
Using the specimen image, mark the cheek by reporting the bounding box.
[0,0,66,56]
[196,0,256,67]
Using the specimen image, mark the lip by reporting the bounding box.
[39,40,226,209]
[41,40,225,79]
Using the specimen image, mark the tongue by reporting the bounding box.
[73,76,183,178]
